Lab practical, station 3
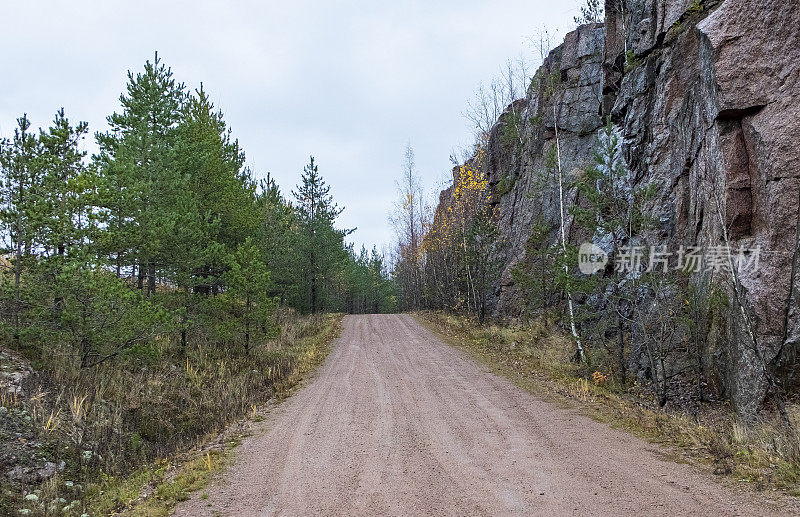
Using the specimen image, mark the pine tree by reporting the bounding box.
[37,109,93,313]
[95,52,186,294]
[292,156,351,313]
[511,216,559,316]
[256,174,298,305]
[57,261,166,368]
[0,115,42,344]
[172,84,249,295]
[225,238,274,354]
[368,246,393,313]
[572,119,656,383]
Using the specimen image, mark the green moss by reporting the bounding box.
[500,109,524,151]
[687,0,703,14]
[624,50,641,73]
[494,175,517,198]
[543,67,562,98]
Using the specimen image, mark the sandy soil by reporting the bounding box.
[174,314,795,516]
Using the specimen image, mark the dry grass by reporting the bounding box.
[415,310,800,496]
[4,310,343,516]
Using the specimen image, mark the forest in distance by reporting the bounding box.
[1,52,396,360]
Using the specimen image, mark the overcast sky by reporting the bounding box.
[0,0,577,253]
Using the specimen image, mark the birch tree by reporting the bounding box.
[553,105,585,362]
[391,143,424,309]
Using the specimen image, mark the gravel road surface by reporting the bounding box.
[174,314,792,516]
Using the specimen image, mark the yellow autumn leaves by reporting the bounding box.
[423,155,491,254]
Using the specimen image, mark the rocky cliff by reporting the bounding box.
[460,0,799,416]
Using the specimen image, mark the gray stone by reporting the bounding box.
[438,0,800,418]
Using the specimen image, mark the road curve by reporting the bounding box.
[174,314,791,516]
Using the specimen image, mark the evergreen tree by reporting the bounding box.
[368,246,396,313]
[36,109,94,314]
[511,215,559,316]
[173,84,254,295]
[256,174,298,305]
[292,156,351,313]
[225,238,275,354]
[95,52,186,294]
[0,53,392,368]
[571,119,656,383]
[0,115,42,344]
[465,209,505,324]
[57,258,166,368]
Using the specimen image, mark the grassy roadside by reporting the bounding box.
[414,311,800,496]
[106,312,342,516]
[2,311,343,517]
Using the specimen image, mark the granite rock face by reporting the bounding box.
[453,0,800,416]
[485,23,606,315]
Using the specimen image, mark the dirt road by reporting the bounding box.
[174,314,791,516]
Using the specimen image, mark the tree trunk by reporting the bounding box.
[245,293,251,354]
[12,253,21,348]
[617,312,626,385]
[54,243,65,316]
[147,263,156,296]
[311,275,317,314]
[553,104,584,362]
[696,332,705,402]
[79,306,90,368]
[658,356,668,407]
[13,175,24,347]
[115,208,122,278]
